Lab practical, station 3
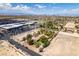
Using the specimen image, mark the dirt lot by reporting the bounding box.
[0,40,23,56]
[39,32,79,56]
[11,28,40,42]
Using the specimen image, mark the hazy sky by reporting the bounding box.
[0,3,79,16]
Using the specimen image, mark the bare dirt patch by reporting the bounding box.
[39,32,79,56]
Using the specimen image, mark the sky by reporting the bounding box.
[0,3,79,16]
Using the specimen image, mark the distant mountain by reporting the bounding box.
[0,12,79,17]
[0,12,35,16]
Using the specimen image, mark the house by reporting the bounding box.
[64,22,75,33]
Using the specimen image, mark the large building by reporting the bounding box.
[0,28,9,40]
[0,21,38,39]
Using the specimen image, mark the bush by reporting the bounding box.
[37,31,41,35]
[37,36,49,48]
[43,41,50,47]
[40,28,46,34]
[44,31,51,36]
[22,37,26,41]
[26,34,32,40]
[39,24,44,28]
[33,32,39,37]
[26,34,34,45]
[39,23,45,28]
[44,30,54,38]
[34,41,41,48]
[27,39,34,45]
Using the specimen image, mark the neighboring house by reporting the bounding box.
[64,22,75,33]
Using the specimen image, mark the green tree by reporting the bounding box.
[27,39,34,45]
[44,31,54,38]
[26,34,32,40]
[26,34,34,45]
[37,36,50,48]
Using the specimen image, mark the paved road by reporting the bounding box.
[8,39,41,56]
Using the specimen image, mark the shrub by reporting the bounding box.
[44,30,54,38]
[22,37,26,41]
[39,23,45,28]
[37,36,50,48]
[39,24,43,28]
[26,34,34,45]
[26,34,32,40]
[43,41,50,47]
[33,32,39,37]
[46,21,53,29]
[40,29,43,34]
[27,39,34,45]
[34,41,41,48]
[37,31,41,35]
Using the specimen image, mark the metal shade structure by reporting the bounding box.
[0,21,38,30]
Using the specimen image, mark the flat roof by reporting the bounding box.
[0,23,24,29]
[25,21,37,25]
[0,21,37,29]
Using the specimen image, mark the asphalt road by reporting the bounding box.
[8,39,41,56]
